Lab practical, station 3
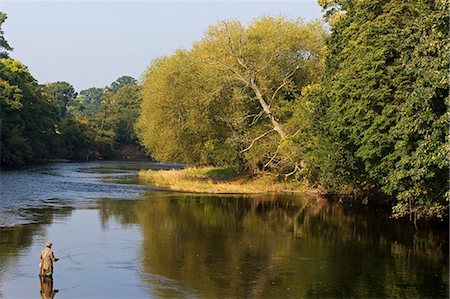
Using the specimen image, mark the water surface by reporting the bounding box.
[0,162,448,298]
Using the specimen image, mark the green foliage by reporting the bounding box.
[0,61,140,163]
[0,58,59,164]
[138,17,326,170]
[0,12,12,58]
[0,13,142,164]
[137,51,238,165]
[110,75,137,93]
[42,81,77,117]
[110,84,142,145]
[69,77,142,157]
[313,0,449,218]
[68,87,103,117]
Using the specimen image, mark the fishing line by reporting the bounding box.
[57,252,88,265]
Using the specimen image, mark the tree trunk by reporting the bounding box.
[250,78,287,139]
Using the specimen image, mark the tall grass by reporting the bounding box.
[138,167,309,194]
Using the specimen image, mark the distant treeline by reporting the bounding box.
[1,0,448,220]
[0,13,142,164]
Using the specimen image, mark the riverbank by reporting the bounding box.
[138,167,321,194]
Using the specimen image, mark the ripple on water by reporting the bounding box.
[0,161,165,225]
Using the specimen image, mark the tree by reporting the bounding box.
[313,0,449,219]
[138,17,326,169]
[68,87,103,117]
[57,116,95,160]
[65,76,143,158]
[0,12,12,58]
[138,51,236,165]
[110,75,137,93]
[42,81,77,117]
[109,84,142,145]
[0,73,33,164]
[194,17,326,170]
[0,58,59,164]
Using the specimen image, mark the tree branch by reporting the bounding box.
[249,110,265,127]
[250,78,287,138]
[223,22,237,58]
[270,66,300,103]
[201,57,249,85]
[240,129,275,153]
[284,163,300,179]
[264,149,279,169]
[256,51,280,74]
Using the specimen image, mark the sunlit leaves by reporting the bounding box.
[313,0,449,219]
[0,58,58,164]
[138,17,326,170]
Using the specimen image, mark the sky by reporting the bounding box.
[1,1,323,91]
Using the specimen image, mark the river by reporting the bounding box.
[0,161,448,298]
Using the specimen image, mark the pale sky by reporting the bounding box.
[1,1,323,91]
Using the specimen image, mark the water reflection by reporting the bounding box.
[1,208,145,298]
[40,276,58,299]
[0,207,73,282]
[98,194,449,298]
[133,194,307,298]
[0,161,178,224]
[0,187,447,297]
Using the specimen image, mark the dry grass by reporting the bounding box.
[138,167,310,194]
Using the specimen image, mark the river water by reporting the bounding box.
[0,161,448,298]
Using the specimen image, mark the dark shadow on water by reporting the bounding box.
[96,193,449,298]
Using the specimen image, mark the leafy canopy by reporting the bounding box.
[138,16,326,170]
[312,0,449,219]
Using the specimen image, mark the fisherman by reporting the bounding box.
[39,242,59,277]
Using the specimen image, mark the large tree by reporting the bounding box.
[195,17,326,172]
[68,87,103,117]
[110,75,137,93]
[42,81,77,117]
[138,51,236,164]
[312,0,449,219]
[195,17,324,139]
[0,58,59,164]
[138,17,326,169]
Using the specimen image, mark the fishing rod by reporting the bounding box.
[54,252,87,266]
[57,252,88,260]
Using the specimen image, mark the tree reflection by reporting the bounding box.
[292,202,448,298]
[135,193,309,298]
[95,193,448,298]
[97,198,139,228]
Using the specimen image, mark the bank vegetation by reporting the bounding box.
[139,167,311,194]
[137,1,448,220]
[1,0,448,220]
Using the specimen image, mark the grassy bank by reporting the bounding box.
[138,167,318,194]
